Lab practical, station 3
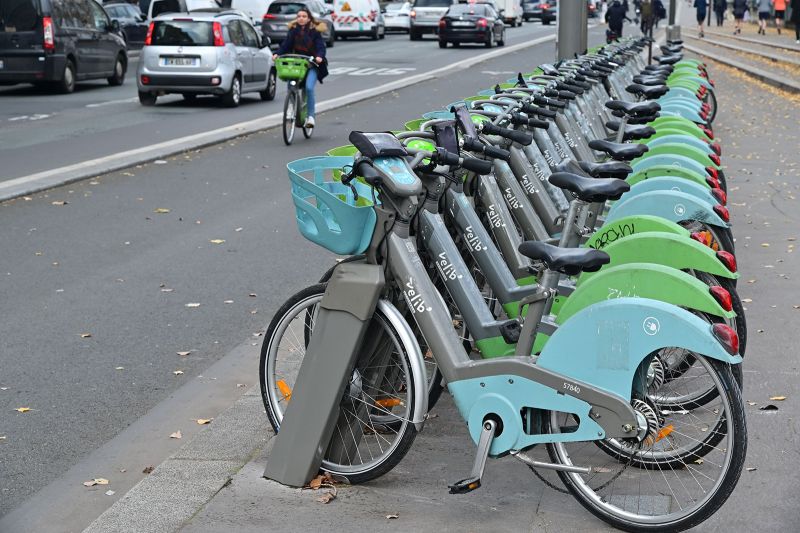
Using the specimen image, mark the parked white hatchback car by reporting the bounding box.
[137,11,276,106]
[383,1,411,32]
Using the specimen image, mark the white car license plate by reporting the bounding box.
[161,57,198,67]
[452,21,473,27]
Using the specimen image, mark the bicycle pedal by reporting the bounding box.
[448,477,481,494]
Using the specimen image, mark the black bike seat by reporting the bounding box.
[605,100,661,117]
[548,171,630,202]
[540,63,561,76]
[632,75,668,86]
[588,139,649,161]
[518,241,610,276]
[656,54,682,65]
[626,83,669,99]
[643,65,674,75]
[578,160,633,179]
[605,120,656,141]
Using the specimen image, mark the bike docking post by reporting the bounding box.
[262,261,385,486]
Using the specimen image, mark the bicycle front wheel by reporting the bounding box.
[282,90,297,146]
[259,284,421,484]
[545,356,747,532]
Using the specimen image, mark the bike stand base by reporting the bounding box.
[448,419,496,495]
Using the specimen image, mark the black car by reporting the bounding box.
[438,3,504,48]
[523,0,556,24]
[104,1,148,48]
[0,0,127,92]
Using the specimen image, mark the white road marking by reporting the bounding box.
[328,66,416,76]
[86,97,139,108]
[8,114,52,122]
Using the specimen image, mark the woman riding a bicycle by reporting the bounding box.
[273,7,328,129]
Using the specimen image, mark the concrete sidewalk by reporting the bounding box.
[82,57,800,533]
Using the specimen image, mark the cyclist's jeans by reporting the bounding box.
[305,68,318,118]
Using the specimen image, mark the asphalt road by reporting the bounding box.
[0,22,609,522]
[0,20,558,182]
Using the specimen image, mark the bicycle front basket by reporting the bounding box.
[275,57,309,81]
[288,156,378,256]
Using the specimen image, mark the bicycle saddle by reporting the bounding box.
[555,159,632,180]
[626,83,669,99]
[604,120,657,141]
[518,241,610,276]
[605,100,661,116]
[642,65,674,75]
[548,171,630,202]
[632,75,668,86]
[655,54,682,65]
[540,63,561,76]
[588,139,649,161]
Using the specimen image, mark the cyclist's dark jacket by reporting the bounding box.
[276,21,329,82]
[605,1,630,32]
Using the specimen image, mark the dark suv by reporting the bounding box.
[0,0,127,93]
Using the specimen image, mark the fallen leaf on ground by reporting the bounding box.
[14,407,31,413]
[170,431,182,439]
[249,293,257,297]
[769,396,787,401]
[84,478,109,487]
[760,404,779,411]
[746,467,758,472]
[747,401,757,406]
[386,514,399,519]
[195,418,212,425]
[185,303,201,308]
[142,466,155,474]
[173,370,184,376]
[51,200,68,206]
[154,208,171,214]
[115,366,124,370]
[209,239,226,244]
[80,333,92,338]
[161,288,174,293]
[224,300,234,304]
[742,298,752,303]
[0,436,7,441]
[316,491,336,504]
[177,351,191,356]
[761,243,770,247]
[694,458,704,465]
[105,490,115,496]
[235,227,243,232]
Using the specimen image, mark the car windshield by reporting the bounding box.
[151,20,214,46]
[447,4,487,15]
[385,2,405,11]
[267,2,307,14]
[0,0,39,32]
[413,0,450,7]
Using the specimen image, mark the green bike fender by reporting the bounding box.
[556,263,735,326]
[404,118,425,131]
[636,143,720,169]
[659,87,698,102]
[640,135,713,155]
[650,117,710,140]
[626,165,709,188]
[631,154,710,178]
[585,214,690,250]
[622,176,718,205]
[666,78,702,91]
[644,127,708,143]
[605,189,728,228]
[578,232,738,284]
[537,298,740,405]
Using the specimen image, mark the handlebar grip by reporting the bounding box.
[557,89,577,100]
[527,117,550,130]
[533,95,565,109]
[521,103,557,118]
[509,112,529,126]
[481,122,533,146]
[460,157,493,175]
[556,82,583,95]
[435,147,461,166]
[483,144,511,161]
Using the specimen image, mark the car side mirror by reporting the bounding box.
[498,8,505,14]
[138,13,147,22]
[261,35,271,47]
[110,19,121,32]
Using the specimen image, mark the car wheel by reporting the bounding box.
[410,29,420,40]
[138,91,157,106]
[107,54,126,86]
[260,68,277,101]
[57,59,76,94]
[498,30,505,46]
[452,41,460,47]
[182,93,197,102]
[328,30,335,47]
[438,39,447,48]
[371,25,379,40]
[543,17,551,25]
[222,74,242,108]
[485,30,494,48]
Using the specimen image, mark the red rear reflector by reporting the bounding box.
[213,21,225,46]
[710,142,722,156]
[711,188,727,205]
[709,153,721,166]
[439,18,446,27]
[144,22,154,45]
[701,126,714,139]
[712,323,739,355]
[705,166,718,179]
[43,16,55,50]
[690,231,712,246]
[706,176,720,189]
[140,75,150,85]
[263,13,276,19]
[713,204,730,222]
[709,286,733,312]
[716,250,737,272]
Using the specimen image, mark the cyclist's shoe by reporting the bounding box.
[304,116,315,129]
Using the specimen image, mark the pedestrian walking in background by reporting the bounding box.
[790,0,800,42]
[773,0,785,34]
[757,0,772,34]
[654,0,666,26]
[695,0,708,36]
[605,0,631,40]
[732,0,747,32]
[714,0,727,25]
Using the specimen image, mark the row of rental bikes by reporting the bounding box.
[259,37,747,532]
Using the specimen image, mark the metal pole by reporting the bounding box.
[557,0,587,60]
[668,0,676,25]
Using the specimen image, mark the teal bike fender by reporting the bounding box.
[643,135,713,155]
[585,214,690,250]
[579,232,737,282]
[622,177,718,206]
[659,87,699,103]
[631,153,709,177]
[538,297,741,400]
[605,189,728,228]
[659,104,705,123]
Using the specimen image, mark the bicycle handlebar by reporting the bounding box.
[509,112,549,130]
[461,137,511,162]
[480,122,534,146]
[520,103,557,119]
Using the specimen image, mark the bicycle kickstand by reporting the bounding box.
[448,419,497,494]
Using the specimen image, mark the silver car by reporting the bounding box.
[137,11,276,107]
[262,0,335,48]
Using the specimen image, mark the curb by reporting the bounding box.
[683,33,800,67]
[682,43,800,94]
[700,28,800,54]
[0,33,558,204]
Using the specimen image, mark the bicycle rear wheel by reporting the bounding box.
[260,284,421,483]
[545,356,747,532]
[282,90,297,146]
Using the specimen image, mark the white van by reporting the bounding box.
[331,0,385,39]
[147,0,221,21]
[230,0,274,24]
[494,0,523,26]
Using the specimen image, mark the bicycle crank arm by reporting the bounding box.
[448,419,497,494]
[511,450,592,474]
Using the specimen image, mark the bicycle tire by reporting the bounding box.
[545,357,747,532]
[282,90,297,146]
[260,284,421,483]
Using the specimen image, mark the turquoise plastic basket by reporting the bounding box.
[288,156,377,255]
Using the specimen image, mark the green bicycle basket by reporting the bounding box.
[288,156,378,256]
[275,57,309,81]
